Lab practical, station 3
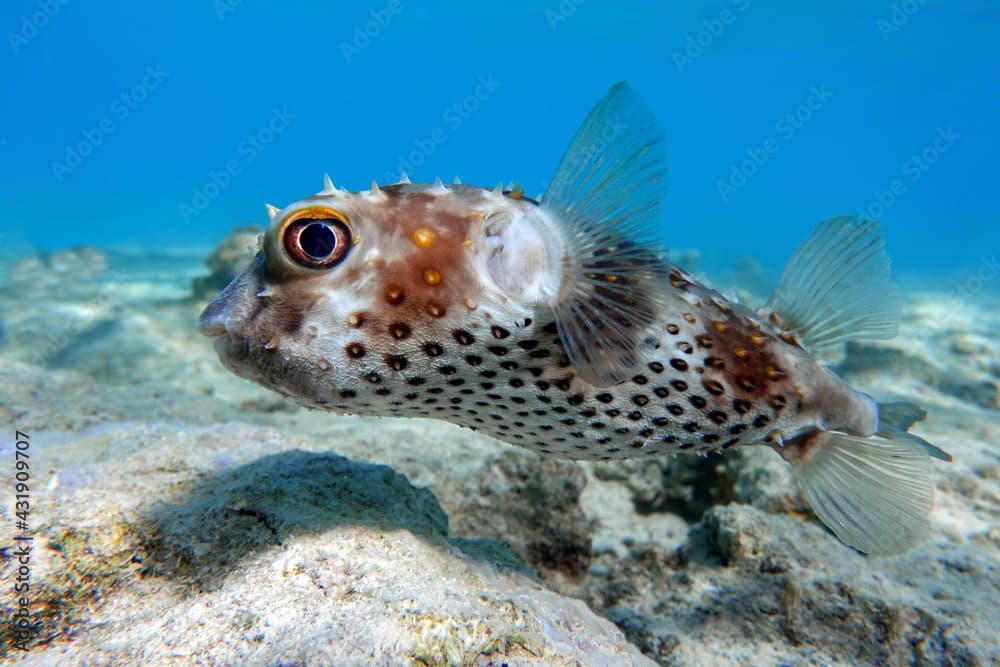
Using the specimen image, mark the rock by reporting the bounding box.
[190,225,263,298]
[0,422,654,666]
[5,246,111,297]
[582,504,995,665]
[443,452,594,592]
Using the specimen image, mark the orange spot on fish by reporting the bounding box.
[463,297,478,311]
[423,268,442,286]
[713,321,727,333]
[412,228,435,248]
[779,331,799,345]
[750,332,766,346]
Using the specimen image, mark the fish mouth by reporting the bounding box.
[198,293,240,338]
[197,306,229,338]
[197,269,256,339]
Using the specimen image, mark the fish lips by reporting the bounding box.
[198,267,257,341]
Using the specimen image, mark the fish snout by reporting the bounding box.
[198,271,253,338]
[198,296,231,337]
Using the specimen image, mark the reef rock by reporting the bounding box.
[0,422,653,667]
[190,225,263,298]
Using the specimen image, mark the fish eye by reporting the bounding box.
[283,216,352,269]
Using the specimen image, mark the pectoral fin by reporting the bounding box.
[540,82,672,386]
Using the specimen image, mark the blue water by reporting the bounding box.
[4,1,998,288]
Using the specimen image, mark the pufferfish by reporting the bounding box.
[199,82,950,556]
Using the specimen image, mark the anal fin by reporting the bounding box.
[778,428,936,555]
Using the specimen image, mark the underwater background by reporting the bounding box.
[4,0,999,287]
[2,2,1000,665]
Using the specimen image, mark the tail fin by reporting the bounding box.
[878,401,952,462]
[778,404,949,555]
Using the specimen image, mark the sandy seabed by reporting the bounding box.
[0,243,997,666]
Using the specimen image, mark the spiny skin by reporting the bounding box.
[201,184,875,461]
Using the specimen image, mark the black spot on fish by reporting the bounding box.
[388,322,411,340]
[385,355,408,371]
[453,329,475,345]
[422,342,444,357]
[707,410,728,424]
[702,379,725,396]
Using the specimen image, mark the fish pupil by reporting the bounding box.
[300,222,336,259]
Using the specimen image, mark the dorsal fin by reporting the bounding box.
[540,82,671,387]
[765,216,901,358]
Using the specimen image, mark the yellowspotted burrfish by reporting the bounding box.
[198,82,951,556]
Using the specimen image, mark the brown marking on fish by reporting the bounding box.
[697,303,794,403]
